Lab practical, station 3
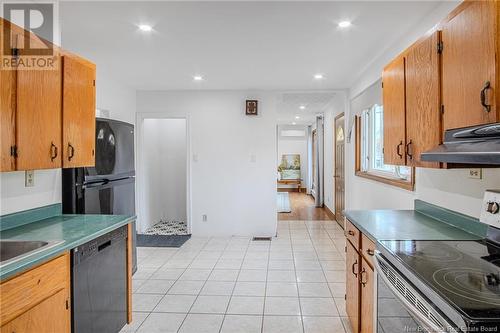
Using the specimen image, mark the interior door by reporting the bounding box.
[346,242,360,333]
[442,1,498,130]
[62,55,96,168]
[16,56,62,170]
[382,56,406,166]
[405,31,441,168]
[334,113,345,225]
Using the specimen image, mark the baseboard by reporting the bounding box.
[323,205,336,221]
[277,188,307,193]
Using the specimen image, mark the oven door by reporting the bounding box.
[375,254,458,333]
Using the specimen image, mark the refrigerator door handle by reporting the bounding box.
[83,179,109,189]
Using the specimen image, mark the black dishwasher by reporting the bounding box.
[72,226,127,333]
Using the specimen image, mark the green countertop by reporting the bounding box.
[344,200,487,243]
[0,205,135,281]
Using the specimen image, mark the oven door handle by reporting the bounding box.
[374,254,454,333]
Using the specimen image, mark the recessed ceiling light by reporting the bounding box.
[299,106,306,110]
[138,24,153,32]
[314,74,324,80]
[338,21,352,28]
[295,116,300,119]
[292,122,297,125]
[193,75,204,81]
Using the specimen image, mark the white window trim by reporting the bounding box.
[359,104,412,182]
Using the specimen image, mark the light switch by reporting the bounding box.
[250,154,256,163]
[193,154,198,162]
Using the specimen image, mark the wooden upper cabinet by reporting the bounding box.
[16,56,62,170]
[346,241,360,333]
[382,56,406,166]
[405,31,441,168]
[0,69,16,172]
[360,258,374,333]
[442,1,499,130]
[62,55,96,168]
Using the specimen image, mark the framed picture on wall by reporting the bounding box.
[279,154,301,179]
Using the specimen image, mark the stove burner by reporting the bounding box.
[433,268,500,306]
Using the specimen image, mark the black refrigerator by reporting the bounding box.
[62,118,137,272]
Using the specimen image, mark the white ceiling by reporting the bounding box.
[60,1,443,91]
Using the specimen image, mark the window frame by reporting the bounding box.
[354,106,415,191]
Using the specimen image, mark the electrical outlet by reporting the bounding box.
[202,214,207,222]
[25,170,34,187]
[468,169,482,179]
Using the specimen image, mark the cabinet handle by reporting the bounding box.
[366,249,375,256]
[348,230,355,236]
[352,260,358,277]
[68,143,75,161]
[481,81,491,112]
[50,142,58,161]
[396,141,403,158]
[360,268,368,286]
[406,140,413,160]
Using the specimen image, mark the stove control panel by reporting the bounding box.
[481,190,500,227]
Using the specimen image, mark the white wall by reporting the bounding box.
[345,1,500,219]
[137,91,277,237]
[277,125,308,189]
[140,119,187,233]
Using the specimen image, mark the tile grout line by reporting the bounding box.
[218,237,252,333]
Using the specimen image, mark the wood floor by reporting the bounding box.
[278,192,333,221]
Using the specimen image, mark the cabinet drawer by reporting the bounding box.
[0,253,69,326]
[361,234,376,267]
[344,219,361,249]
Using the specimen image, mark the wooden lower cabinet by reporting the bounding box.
[345,219,375,333]
[0,253,70,333]
[1,289,69,333]
[346,241,360,333]
[360,258,375,333]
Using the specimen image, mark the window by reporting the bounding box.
[356,104,414,190]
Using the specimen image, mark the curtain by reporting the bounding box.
[314,115,324,207]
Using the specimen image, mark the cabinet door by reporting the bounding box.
[442,1,498,129]
[0,69,16,171]
[62,55,96,168]
[360,258,375,333]
[16,57,62,170]
[405,31,441,168]
[346,241,360,333]
[382,56,406,166]
[1,289,70,333]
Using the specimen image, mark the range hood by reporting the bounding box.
[421,123,500,165]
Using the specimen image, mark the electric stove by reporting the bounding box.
[379,236,500,331]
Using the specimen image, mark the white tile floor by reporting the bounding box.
[122,220,351,333]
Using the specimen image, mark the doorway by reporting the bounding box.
[137,116,190,236]
[334,113,345,226]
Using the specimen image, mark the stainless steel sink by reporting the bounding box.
[0,240,64,268]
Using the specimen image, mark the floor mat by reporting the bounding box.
[144,220,188,235]
[277,192,292,213]
[137,234,191,248]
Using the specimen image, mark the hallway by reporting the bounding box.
[278,193,333,221]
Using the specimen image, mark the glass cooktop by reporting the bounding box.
[380,239,500,320]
